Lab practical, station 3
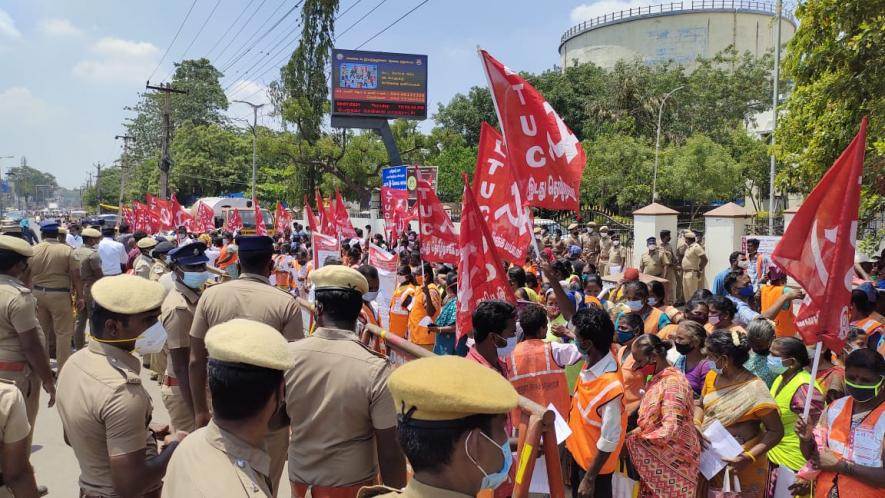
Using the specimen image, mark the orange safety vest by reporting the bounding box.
[505,340,571,426]
[566,368,626,475]
[359,302,385,354]
[761,285,796,337]
[272,255,293,290]
[388,284,415,338]
[584,295,603,310]
[814,396,885,498]
[643,307,664,335]
[408,286,440,346]
[216,244,238,269]
[852,317,883,336]
[615,345,646,415]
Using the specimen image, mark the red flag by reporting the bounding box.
[312,232,340,269]
[315,190,337,236]
[132,201,152,233]
[381,187,410,242]
[479,49,586,211]
[147,194,175,232]
[416,180,459,264]
[472,122,532,263]
[253,198,267,236]
[226,208,244,232]
[121,206,136,230]
[274,201,293,234]
[456,175,517,340]
[196,201,216,233]
[770,118,868,350]
[170,193,194,230]
[334,188,358,239]
[304,196,319,234]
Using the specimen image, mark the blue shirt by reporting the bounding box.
[712,267,732,296]
[727,295,760,326]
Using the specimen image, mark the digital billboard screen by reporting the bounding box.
[331,49,428,120]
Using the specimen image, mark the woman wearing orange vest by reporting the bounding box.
[613,281,671,336]
[649,280,682,323]
[408,263,441,351]
[388,265,416,338]
[566,307,626,498]
[505,305,581,427]
[795,348,885,497]
[760,265,797,337]
[356,265,384,354]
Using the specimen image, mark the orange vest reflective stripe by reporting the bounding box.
[359,302,385,354]
[566,369,626,475]
[762,285,796,337]
[643,307,663,335]
[216,245,238,269]
[273,255,293,289]
[388,285,414,338]
[852,317,883,336]
[814,396,885,498]
[408,287,440,346]
[584,295,603,310]
[506,340,571,426]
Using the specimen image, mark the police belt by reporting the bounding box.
[33,285,71,293]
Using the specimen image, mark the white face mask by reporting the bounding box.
[626,299,643,312]
[497,335,518,358]
[134,321,167,355]
[647,297,658,306]
[363,290,379,302]
[708,315,721,326]
[738,260,750,269]
[613,240,620,247]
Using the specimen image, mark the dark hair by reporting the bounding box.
[397,414,494,473]
[398,265,417,286]
[688,298,709,312]
[508,266,527,287]
[239,250,273,273]
[648,281,666,300]
[624,280,648,299]
[525,271,538,289]
[633,334,672,359]
[347,245,362,260]
[572,260,585,276]
[620,313,643,332]
[729,251,742,264]
[660,230,671,237]
[118,223,130,233]
[0,250,27,271]
[90,304,130,339]
[316,289,363,322]
[445,272,457,291]
[706,329,751,365]
[707,295,736,319]
[133,231,147,242]
[691,289,713,300]
[679,321,707,347]
[518,305,548,339]
[207,359,282,419]
[851,289,874,315]
[68,223,80,230]
[422,262,433,279]
[357,264,378,282]
[847,326,867,342]
[472,301,516,342]
[584,273,603,289]
[845,348,885,376]
[551,259,572,280]
[747,238,760,248]
[572,307,614,355]
[723,271,744,294]
[323,255,342,266]
[773,337,810,367]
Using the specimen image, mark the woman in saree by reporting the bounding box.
[696,329,784,497]
[626,334,700,498]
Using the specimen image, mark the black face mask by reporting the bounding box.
[674,343,694,355]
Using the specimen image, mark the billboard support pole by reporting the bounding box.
[331,116,403,167]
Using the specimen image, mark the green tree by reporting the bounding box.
[580,134,655,210]
[6,163,58,207]
[169,58,229,126]
[775,0,884,249]
[658,135,742,219]
[81,165,121,210]
[168,122,252,199]
[432,86,497,146]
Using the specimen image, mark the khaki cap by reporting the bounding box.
[310,265,369,295]
[58,227,68,235]
[533,227,541,234]
[205,319,295,371]
[0,235,33,257]
[567,223,578,231]
[137,237,158,249]
[684,230,696,239]
[82,228,101,238]
[390,356,518,423]
[91,275,165,314]
[600,225,609,232]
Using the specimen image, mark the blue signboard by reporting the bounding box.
[381,166,408,190]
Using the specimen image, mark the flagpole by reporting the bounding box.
[476,46,544,269]
[802,341,823,420]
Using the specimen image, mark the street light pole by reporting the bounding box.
[768,0,783,235]
[233,100,266,201]
[0,155,13,219]
[653,85,685,202]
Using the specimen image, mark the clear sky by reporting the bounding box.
[0,0,638,189]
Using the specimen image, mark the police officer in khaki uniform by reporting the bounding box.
[72,227,103,351]
[680,230,707,303]
[0,378,40,498]
[163,319,294,498]
[147,240,176,379]
[133,236,157,279]
[27,220,80,369]
[639,236,670,278]
[565,224,582,251]
[357,356,519,498]
[581,222,601,267]
[159,241,210,434]
[189,235,303,495]
[149,241,175,283]
[286,266,406,498]
[597,226,612,274]
[659,230,678,304]
[607,233,628,272]
[56,274,183,498]
[0,235,55,451]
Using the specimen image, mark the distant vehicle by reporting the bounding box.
[70,210,87,220]
[81,214,119,228]
[221,207,274,235]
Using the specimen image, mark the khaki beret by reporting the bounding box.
[310,265,368,295]
[533,227,541,234]
[91,275,165,314]
[205,319,294,371]
[567,223,578,230]
[684,230,696,238]
[58,227,68,235]
[137,237,158,249]
[586,222,598,228]
[389,356,518,423]
[600,225,609,232]
[82,228,101,238]
[0,235,33,257]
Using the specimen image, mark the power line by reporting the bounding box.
[204,0,257,58]
[336,0,364,20]
[336,0,388,40]
[355,0,431,49]
[220,0,302,73]
[214,0,270,64]
[162,0,223,81]
[224,21,301,92]
[147,0,199,81]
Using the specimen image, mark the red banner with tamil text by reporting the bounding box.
[416,180,458,264]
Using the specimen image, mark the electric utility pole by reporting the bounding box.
[95,163,102,214]
[769,0,783,235]
[115,135,134,211]
[233,100,266,201]
[146,82,187,198]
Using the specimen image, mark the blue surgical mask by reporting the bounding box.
[739,286,754,298]
[467,431,512,490]
[647,297,658,306]
[182,271,210,289]
[626,299,643,312]
[767,355,788,374]
[709,360,723,374]
[617,329,636,345]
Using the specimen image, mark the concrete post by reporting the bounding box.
[783,206,799,231]
[632,203,679,270]
[703,203,750,286]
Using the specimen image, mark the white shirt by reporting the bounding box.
[97,237,127,276]
[578,351,624,452]
[66,233,83,249]
[204,248,220,266]
[550,341,584,368]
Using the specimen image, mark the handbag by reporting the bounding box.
[612,461,639,498]
[709,467,753,498]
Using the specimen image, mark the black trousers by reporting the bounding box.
[570,466,613,498]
